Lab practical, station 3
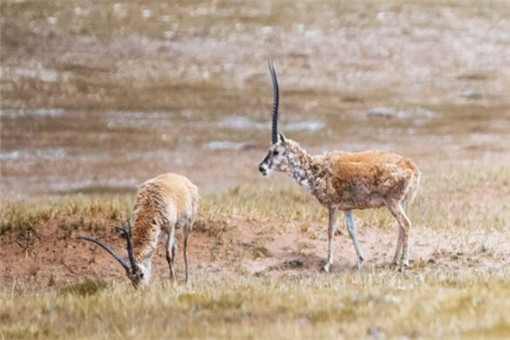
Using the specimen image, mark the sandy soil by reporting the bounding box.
[2,214,508,289]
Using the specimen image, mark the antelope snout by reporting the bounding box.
[259,163,268,176]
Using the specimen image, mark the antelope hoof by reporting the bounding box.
[390,261,399,270]
[397,265,408,273]
[357,257,365,271]
[393,262,411,273]
[322,262,332,273]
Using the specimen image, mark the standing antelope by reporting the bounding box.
[259,62,420,271]
[78,173,199,287]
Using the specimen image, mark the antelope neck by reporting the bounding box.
[285,142,321,191]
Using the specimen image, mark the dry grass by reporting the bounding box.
[0,165,509,339]
[1,173,509,338]
[0,195,132,252]
[1,165,509,245]
[1,274,509,339]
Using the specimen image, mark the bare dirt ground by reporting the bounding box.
[2,214,509,289]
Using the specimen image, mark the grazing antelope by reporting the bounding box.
[259,61,420,271]
[77,173,199,287]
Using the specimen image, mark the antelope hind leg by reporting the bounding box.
[322,208,339,273]
[387,202,411,270]
[344,210,365,270]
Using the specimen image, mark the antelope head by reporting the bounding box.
[77,222,145,288]
[259,61,292,176]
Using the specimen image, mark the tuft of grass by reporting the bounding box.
[0,195,133,247]
[265,259,305,273]
[242,239,272,260]
[60,280,110,297]
[193,207,229,239]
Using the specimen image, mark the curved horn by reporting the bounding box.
[77,236,131,275]
[121,221,137,274]
[268,60,280,144]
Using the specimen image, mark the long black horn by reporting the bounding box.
[124,221,137,274]
[77,236,131,275]
[268,60,280,144]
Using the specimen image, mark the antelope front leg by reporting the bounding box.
[165,229,176,280]
[322,208,338,272]
[183,229,190,284]
[344,210,365,270]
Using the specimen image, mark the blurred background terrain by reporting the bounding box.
[1,0,509,196]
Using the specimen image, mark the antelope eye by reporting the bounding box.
[273,150,280,156]
[139,272,144,278]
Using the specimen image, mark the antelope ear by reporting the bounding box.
[279,132,287,143]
